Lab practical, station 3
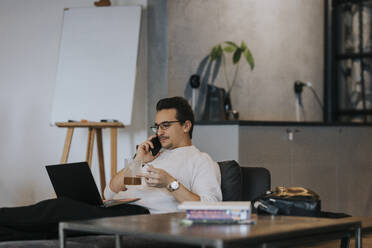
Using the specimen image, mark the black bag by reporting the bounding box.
[253,186,321,217]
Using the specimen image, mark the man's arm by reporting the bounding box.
[189,159,222,202]
[142,165,200,202]
[109,168,127,193]
[169,182,200,202]
[108,135,160,193]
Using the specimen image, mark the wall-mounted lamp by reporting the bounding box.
[189,74,201,112]
[294,81,323,122]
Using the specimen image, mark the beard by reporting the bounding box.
[159,136,172,149]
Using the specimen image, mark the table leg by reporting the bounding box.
[110,128,118,178]
[96,128,106,198]
[86,128,95,167]
[355,224,362,248]
[213,240,224,248]
[61,128,74,163]
[341,237,350,248]
[59,224,66,248]
[115,234,121,248]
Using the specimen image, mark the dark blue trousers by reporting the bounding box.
[0,198,149,241]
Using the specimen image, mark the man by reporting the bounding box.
[104,96,222,213]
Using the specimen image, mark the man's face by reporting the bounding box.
[154,109,187,150]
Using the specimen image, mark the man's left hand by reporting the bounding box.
[141,165,174,188]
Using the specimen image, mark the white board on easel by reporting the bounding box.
[51,6,141,125]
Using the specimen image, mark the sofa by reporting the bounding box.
[0,160,270,248]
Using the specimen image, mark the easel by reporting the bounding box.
[56,121,124,197]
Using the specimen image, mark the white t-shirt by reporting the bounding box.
[104,145,222,214]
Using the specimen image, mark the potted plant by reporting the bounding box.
[209,41,255,118]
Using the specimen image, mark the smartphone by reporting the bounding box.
[150,136,162,156]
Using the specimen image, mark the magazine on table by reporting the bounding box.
[178,201,255,224]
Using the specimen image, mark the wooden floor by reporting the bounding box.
[301,233,372,248]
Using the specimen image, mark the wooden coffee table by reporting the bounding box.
[59,212,362,248]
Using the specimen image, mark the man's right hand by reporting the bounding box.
[134,135,161,163]
[109,167,128,193]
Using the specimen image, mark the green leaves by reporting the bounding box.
[225,41,238,48]
[244,48,255,70]
[209,40,254,69]
[224,45,236,53]
[210,44,223,61]
[233,49,242,64]
[241,41,247,50]
[206,40,254,93]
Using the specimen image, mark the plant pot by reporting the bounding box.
[225,93,239,120]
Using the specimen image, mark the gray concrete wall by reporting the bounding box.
[193,124,372,217]
[239,125,372,217]
[168,0,324,121]
[147,0,168,129]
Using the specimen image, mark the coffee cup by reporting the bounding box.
[123,159,142,185]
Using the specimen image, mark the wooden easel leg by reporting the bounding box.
[110,128,118,178]
[61,128,74,163]
[86,128,95,167]
[96,128,106,198]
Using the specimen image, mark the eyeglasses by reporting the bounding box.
[150,121,181,133]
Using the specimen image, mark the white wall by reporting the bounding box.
[0,0,148,207]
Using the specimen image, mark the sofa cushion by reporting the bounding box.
[218,160,242,201]
[241,167,271,201]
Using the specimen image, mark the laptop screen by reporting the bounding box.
[46,162,103,206]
